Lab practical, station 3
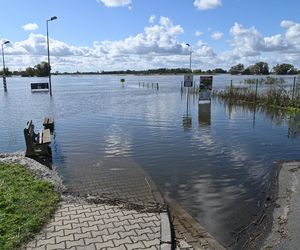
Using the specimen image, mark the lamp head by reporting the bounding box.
[50,16,57,21]
[186,43,190,47]
[3,41,10,45]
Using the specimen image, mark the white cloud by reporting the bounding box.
[195,45,216,58]
[194,0,222,10]
[229,23,264,56]
[98,0,131,7]
[197,40,206,46]
[211,31,223,40]
[5,18,300,72]
[149,15,156,24]
[281,20,295,29]
[195,30,203,36]
[22,23,39,31]
[229,22,299,56]
[3,17,188,72]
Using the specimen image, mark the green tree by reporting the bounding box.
[34,61,50,77]
[247,61,269,75]
[242,67,251,75]
[0,67,12,76]
[21,67,36,77]
[255,61,269,74]
[212,68,227,74]
[229,64,244,75]
[273,63,298,75]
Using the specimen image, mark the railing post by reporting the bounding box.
[255,79,258,102]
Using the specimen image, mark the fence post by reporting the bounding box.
[255,79,258,102]
[292,76,296,101]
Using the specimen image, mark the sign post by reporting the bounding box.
[184,74,193,115]
[120,78,125,86]
[184,74,193,87]
[199,76,213,103]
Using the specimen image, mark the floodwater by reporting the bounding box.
[1,74,299,247]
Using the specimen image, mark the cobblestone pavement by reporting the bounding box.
[24,202,162,250]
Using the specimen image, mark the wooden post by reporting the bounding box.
[143,82,144,88]
[181,81,183,92]
[152,83,153,89]
[230,80,233,97]
[157,83,159,90]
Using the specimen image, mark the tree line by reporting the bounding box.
[228,62,299,75]
[1,61,299,77]
[0,61,51,77]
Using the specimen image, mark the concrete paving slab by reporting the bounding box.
[262,161,300,250]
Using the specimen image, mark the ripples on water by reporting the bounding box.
[1,74,300,247]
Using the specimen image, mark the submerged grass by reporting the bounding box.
[243,76,285,85]
[214,85,300,113]
[0,163,60,249]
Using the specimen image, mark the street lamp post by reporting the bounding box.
[2,40,10,92]
[186,43,192,72]
[46,16,57,96]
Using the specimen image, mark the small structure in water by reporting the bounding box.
[31,82,49,92]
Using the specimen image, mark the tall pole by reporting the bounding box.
[2,45,5,73]
[189,47,192,72]
[46,20,51,96]
[185,43,192,114]
[186,43,192,73]
[2,41,9,92]
[46,16,57,96]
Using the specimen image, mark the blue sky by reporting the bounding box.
[1,0,300,72]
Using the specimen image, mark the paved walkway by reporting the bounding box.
[24,157,172,250]
[25,202,163,250]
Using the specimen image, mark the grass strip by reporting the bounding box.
[0,163,59,249]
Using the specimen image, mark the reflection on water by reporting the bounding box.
[198,103,211,126]
[289,113,300,139]
[182,115,192,130]
[1,75,300,248]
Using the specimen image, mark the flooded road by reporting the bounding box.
[1,74,299,247]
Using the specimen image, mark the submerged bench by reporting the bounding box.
[24,120,51,157]
[43,116,54,130]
